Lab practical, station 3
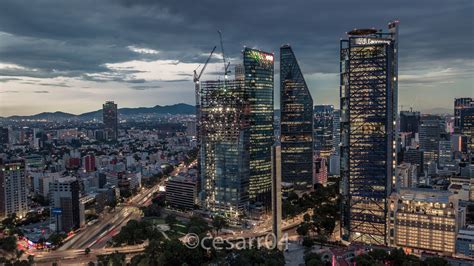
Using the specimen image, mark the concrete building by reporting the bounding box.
[456,226,474,257]
[395,163,417,189]
[389,188,459,256]
[49,177,84,232]
[166,175,197,210]
[0,160,28,219]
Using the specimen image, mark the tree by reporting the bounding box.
[47,233,67,247]
[165,214,177,228]
[423,257,450,266]
[296,222,310,237]
[304,252,324,266]
[0,236,17,252]
[186,215,210,235]
[211,215,228,236]
[302,237,314,248]
[85,247,91,255]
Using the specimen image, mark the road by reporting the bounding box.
[58,164,186,251]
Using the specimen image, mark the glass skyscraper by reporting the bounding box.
[314,105,334,158]
[243,47,274,206]
[280,45,314,188]
[199,80,249,217]
[340,21,399,245]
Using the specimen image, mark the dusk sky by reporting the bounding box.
[0,0,473,116]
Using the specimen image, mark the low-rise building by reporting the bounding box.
[389,188,459,256]
[165,174,197,210]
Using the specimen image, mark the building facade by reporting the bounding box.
[199,80,250,217]
[340,21,399,245]
[389,188,458,256]
[454,98,473,133]
[166,175,198,210]
[49,177,83,232]
[244,47,274,206]
[0,160,28,219]
[103,101,118,141]
[280,45,314,189]
[314,105,334,158]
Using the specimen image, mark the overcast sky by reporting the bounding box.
[0,0,473,116]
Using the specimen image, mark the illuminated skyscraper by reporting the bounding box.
[103,101,118,141]
[340,21,399,245]
[199,80,250,217]
[454,98,473,133]
[280,45,313,188]
[243,47,274,206]
[313,105,333,158]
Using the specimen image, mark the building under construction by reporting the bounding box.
[340,21,399,245]
[199,79,250,217]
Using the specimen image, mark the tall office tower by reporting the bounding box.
[419,115,443,162]
[280,45,313,189]
[340,21,399,245]
[314,105,334,158]
[244,47,274,206]
[438,140,453,167]
[0,160,28,219]
[0,127,9,145]
[460,106,474,152]
[199,80,250,217]
[332,110,341,155]
[49,177,82,232]
[103,101,118,141]
[271,145,282,246]
[399,110,420,134]
[454,98,473,133]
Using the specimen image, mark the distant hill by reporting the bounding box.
[4,103,196,121]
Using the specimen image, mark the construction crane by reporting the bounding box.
[194,46,216,107]
[217,30,231,79]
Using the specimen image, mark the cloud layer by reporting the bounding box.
[0,0,473,115]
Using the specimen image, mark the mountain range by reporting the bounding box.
[1,103,195,121]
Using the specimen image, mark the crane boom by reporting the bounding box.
[194,46,216,83]
[218,30,230,78]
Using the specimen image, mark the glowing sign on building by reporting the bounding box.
[354,38,391,45]
[246,50,274,63]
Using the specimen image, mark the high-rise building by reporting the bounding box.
[314,105,334,158]
[49,177,83,232]
[0,160,28,219]
[332,110,341,155]
[419,115,443,162]
[399,110,420,134]
[199,80,250,217]
[340,21,399,245]
[244,47,274,206]
[454,98,473,133]
[460,106,474,152]
[103,101,118,141]
[280,45,313,189]
[271,145,282,245]
[166,175,198,210]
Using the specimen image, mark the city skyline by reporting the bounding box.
[0,0,473,116]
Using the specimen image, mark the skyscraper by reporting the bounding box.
[419,115,443,162]
[454,98,473,133]
[0,127,9,145]
[280,45,313,189]
[399,110,420,134]
[243,47,274,206]
[460,106,474,152]
[0,160,28,219]
[313,105,333,158]
[340,21,399,245]
[103,101,118,141]
[199,80,250,217]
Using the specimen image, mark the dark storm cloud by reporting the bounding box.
[0,0,472,80]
